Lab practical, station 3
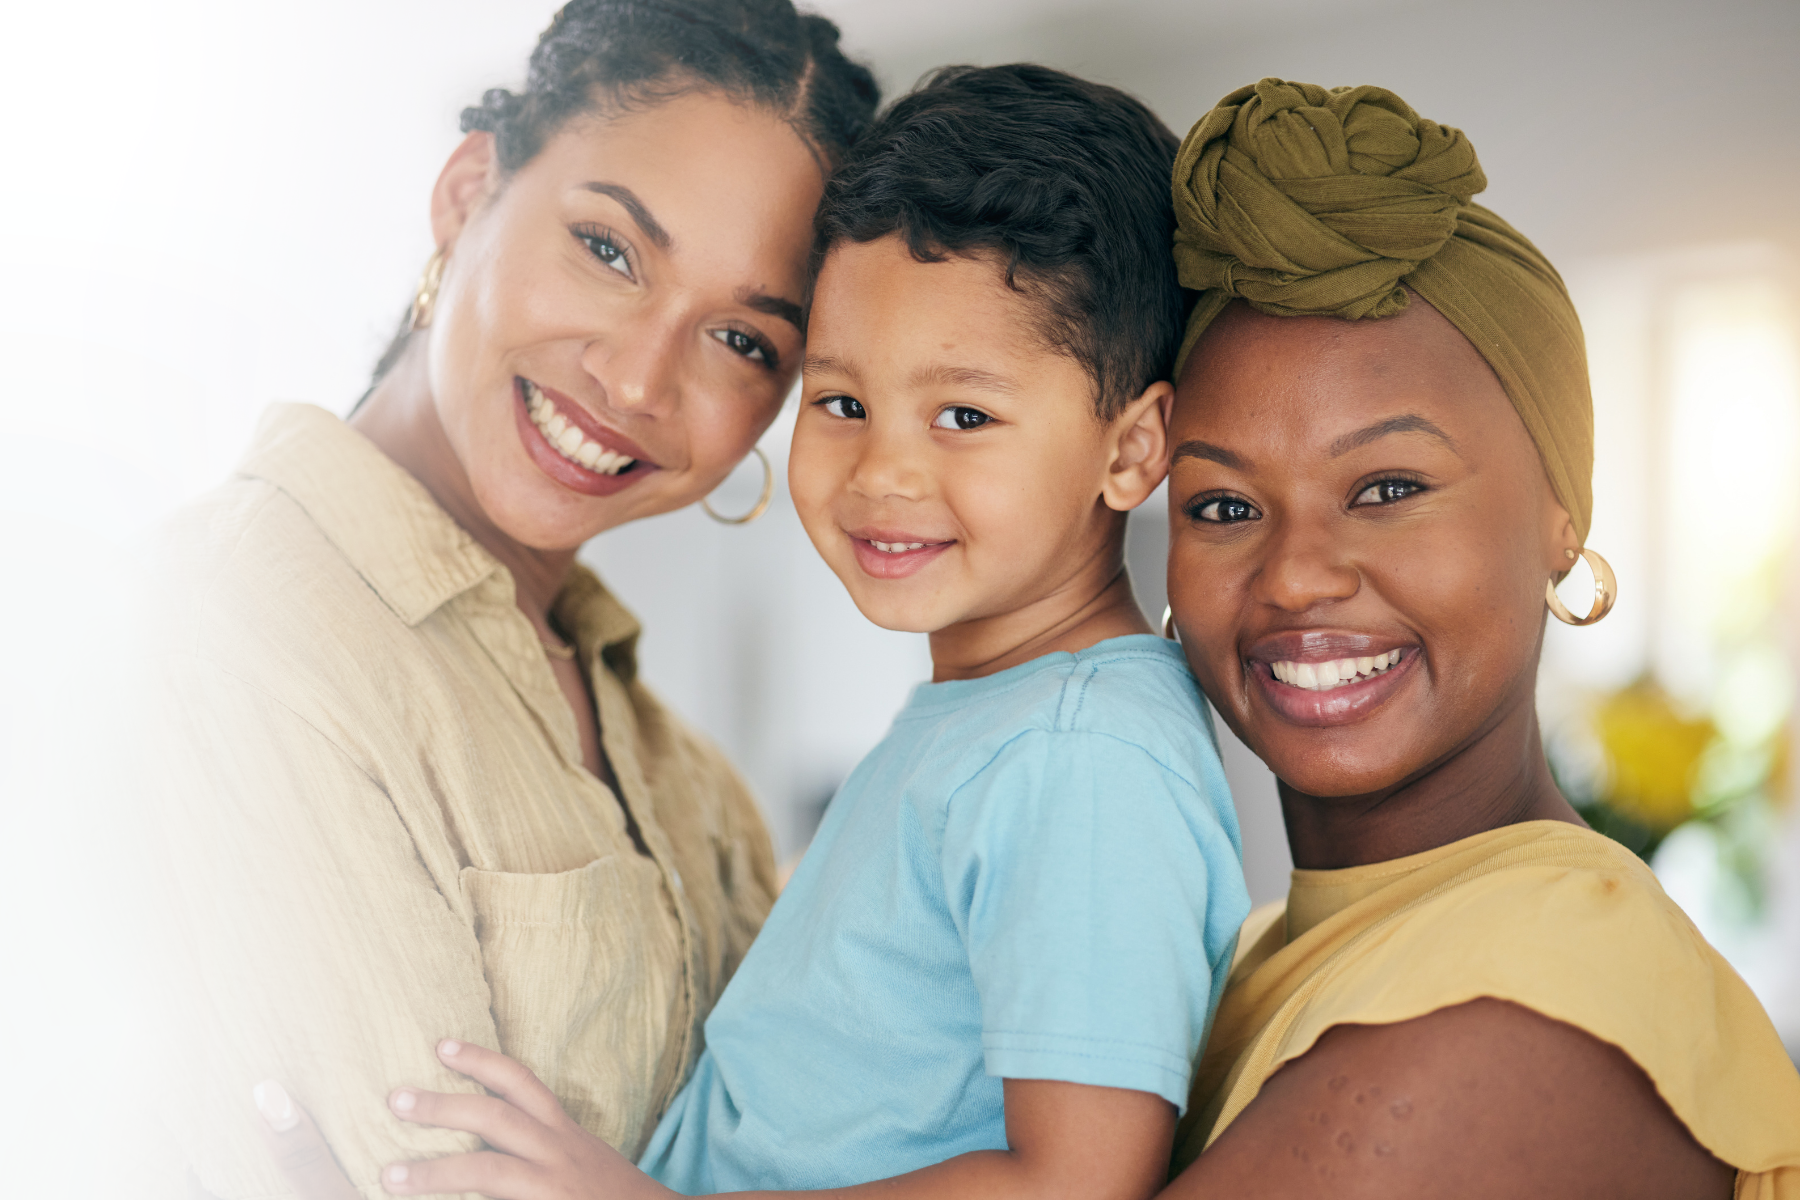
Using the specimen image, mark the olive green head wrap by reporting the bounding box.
[1172,79,1594,540]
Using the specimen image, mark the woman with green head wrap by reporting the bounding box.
[1156,80,1800,1198]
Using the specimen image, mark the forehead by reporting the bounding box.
[521,92,823,271]
[1171,298,1517,451]
[807,237,1087,387]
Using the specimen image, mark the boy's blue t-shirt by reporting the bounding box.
[639,634,1250,1193]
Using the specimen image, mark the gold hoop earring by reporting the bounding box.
[1161,605,1179,642]
[702,446,774,525]
[409,247,448,331]
[1546,547,1617,626]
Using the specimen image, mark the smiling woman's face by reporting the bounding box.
[1166,297,1577,799]
[424,90,823,551]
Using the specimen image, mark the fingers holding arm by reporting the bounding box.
[380,1042,671,1200]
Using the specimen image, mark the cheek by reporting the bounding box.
[684,388,779,479]
[949,435,1098,558]
[1368,505,1547,697]
[786,423,854,532]
[944,457,1032,548]
[1167,533,1252,693]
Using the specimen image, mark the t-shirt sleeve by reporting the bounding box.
[940,728,1246,1111]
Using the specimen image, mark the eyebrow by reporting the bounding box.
[803,353,849,377]
[907,363,1021,396]
[799,356,1023,398]
[1329,413,1459,458]
[739,288,805,333]
[1172,440,1249,471]
[580,182,671,251]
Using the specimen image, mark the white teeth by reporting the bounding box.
[1271,649,1402,692]
[523,381,639,476]
[869,540,929,553]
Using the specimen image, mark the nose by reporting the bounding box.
[847,418,931,503]
[579,316,683,418]
[1252,517,1361,613]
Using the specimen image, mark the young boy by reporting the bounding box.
[377,64,1250,1200]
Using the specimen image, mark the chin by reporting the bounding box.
[478,477,606,553]
[837,584,953,635]
[1253,723,1431,799]
[849,599,946,635]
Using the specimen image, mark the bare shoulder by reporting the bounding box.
[1166,998,1734,1200]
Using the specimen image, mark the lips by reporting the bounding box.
[512,377,658,498]
[846,529,954,580]
[1246,633,1420,727]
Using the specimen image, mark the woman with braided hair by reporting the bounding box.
[142,2,876,1195]
[1155,80,1800,1197]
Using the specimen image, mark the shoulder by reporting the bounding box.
[140,477,433,740]
[940,642,1231,826]
[1052,635,1213,737]
[1307,822,1794,1084]
[1046,636,1223,793]
[149,475,384,651]
[1178,996,1738,1200]
[1217,823,1800,1185]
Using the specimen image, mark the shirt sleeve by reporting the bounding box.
[939,729,1242,1112]
[147,654,499,1200]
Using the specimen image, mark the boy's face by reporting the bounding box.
[791,235,1131,634]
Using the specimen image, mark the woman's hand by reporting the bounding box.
[379,1039,674,1200]
[247,1080,362,1200]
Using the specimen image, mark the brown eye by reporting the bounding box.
[1188,496,1260,523]
[1353,478,1426,506]
[931,406,991,430]
[818,395,866,420]
[710,328,769,364]
[574,226,634,279]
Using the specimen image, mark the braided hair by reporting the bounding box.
[369,0,878,385]
[461,0,878,172]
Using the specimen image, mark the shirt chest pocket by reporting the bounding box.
[462,854,689,1156]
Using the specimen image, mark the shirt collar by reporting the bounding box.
[234,402,502,626]
[238,403,644,670]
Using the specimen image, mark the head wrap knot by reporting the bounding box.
[1173,80,1485,321]
[1171,78,1596,541]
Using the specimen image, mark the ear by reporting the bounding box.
[1544,498,1581,582]
[429,131,501,250]
[1100,380,1174,513]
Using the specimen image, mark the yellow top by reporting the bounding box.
[1173,821,1800,1198]
[141,404,777,1199]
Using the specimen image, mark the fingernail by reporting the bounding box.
[386,1163,410,1185]
[252,1080,299,1133]
[391,1089,417,1114]
[439,1039,462,1057]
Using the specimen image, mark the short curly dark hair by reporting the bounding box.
[810,64,1185,419]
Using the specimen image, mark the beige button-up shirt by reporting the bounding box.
[145,404,776,1199]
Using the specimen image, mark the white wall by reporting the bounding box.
[6,0,1796,890]
[5,2,1799,1190]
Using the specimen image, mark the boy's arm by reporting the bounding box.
[732,1079,1174,1200]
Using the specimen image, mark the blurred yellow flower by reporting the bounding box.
[1596,680,1716,831]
